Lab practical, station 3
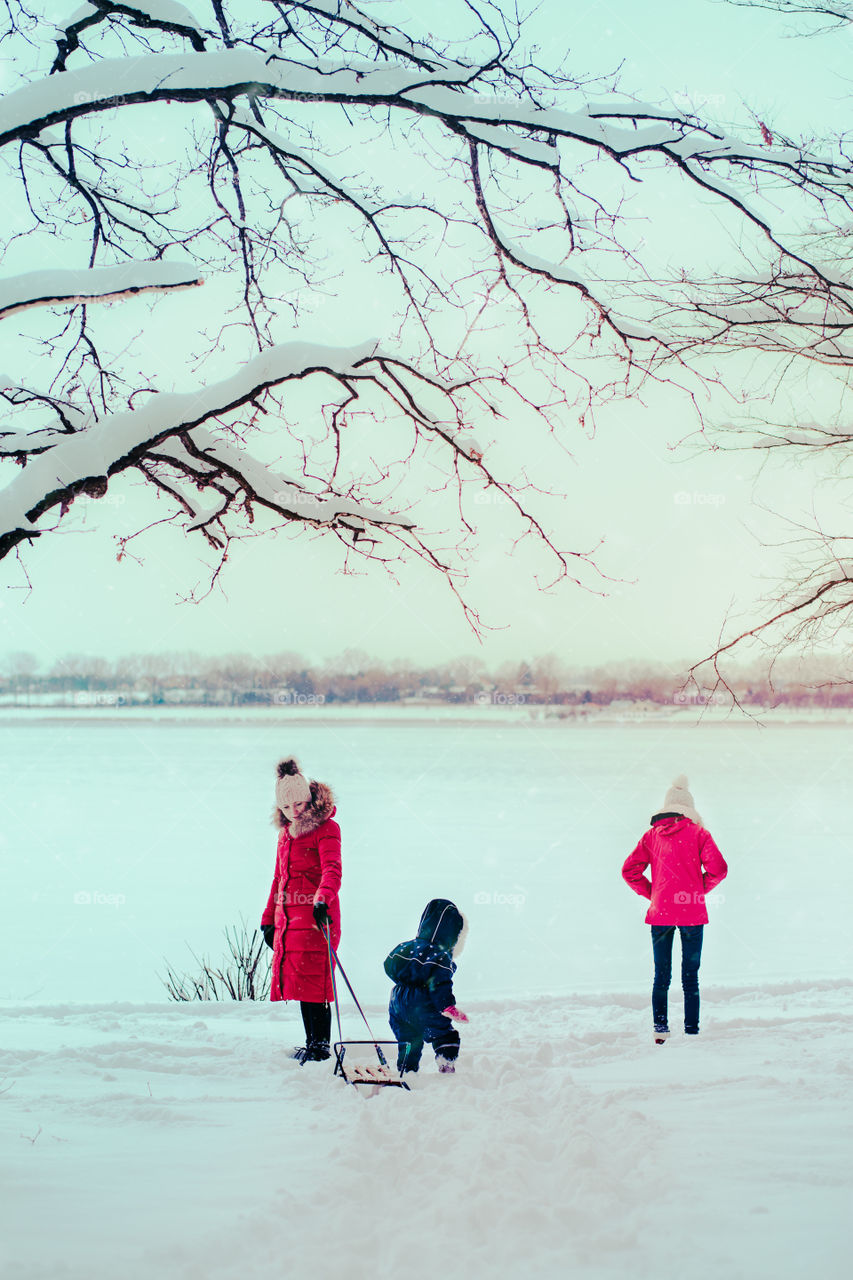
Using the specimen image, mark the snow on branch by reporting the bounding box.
[63,0,205,27]
[0,260,203,320]
[0,340,414,561]
[0,49,461,149]
[53,0,207,73]
[0,43,838,188]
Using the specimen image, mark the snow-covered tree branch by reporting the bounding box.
[2,0,852,611]
[0,260,203,319]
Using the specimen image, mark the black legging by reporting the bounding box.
[300,1001,332,1046]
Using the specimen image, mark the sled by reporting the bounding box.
[321,926,411,1093]
[333,1040,411,1090]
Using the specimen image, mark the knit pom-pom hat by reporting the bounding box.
[275,756,311,812]
[656,774,703,827]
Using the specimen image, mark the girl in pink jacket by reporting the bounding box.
[622,776,727,1042]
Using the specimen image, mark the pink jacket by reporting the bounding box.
[622,817,727,926]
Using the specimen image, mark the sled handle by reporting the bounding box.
[322,924,387,1066]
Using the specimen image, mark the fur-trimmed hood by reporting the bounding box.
[273,778,336,837]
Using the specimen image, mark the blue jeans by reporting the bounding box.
[651,925,704,1033]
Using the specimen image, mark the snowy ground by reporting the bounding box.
[1,980,851,1280]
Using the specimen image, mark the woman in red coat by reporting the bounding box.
[261,757,342,1063]
[622,775,727,1043]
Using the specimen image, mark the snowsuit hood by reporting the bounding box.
[416,898,466,955]
[384,898,466,998]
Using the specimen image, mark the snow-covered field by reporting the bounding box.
[1,713,852,1276]
[1,983,851,1279]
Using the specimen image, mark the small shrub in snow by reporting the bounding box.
[160,919,270,1001]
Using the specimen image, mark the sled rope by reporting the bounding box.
[322,924,388,1067]
[323,921,345,1046]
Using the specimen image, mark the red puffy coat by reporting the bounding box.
[622,816,727,926]
[261,781,342,1002]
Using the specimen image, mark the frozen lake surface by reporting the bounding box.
[1,712,850,1008]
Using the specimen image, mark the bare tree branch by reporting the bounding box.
[2,0,853,616]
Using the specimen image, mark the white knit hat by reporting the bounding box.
[275,756,311,812]
[658,774,703,827]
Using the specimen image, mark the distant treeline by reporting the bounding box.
[1,649,851,708]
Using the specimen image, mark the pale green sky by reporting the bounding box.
[2,0,850,672]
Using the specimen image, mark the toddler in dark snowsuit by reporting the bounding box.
[384,898,468,1074]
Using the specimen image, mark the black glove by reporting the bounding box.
[313,901,331,930]
[261,924,275,950]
